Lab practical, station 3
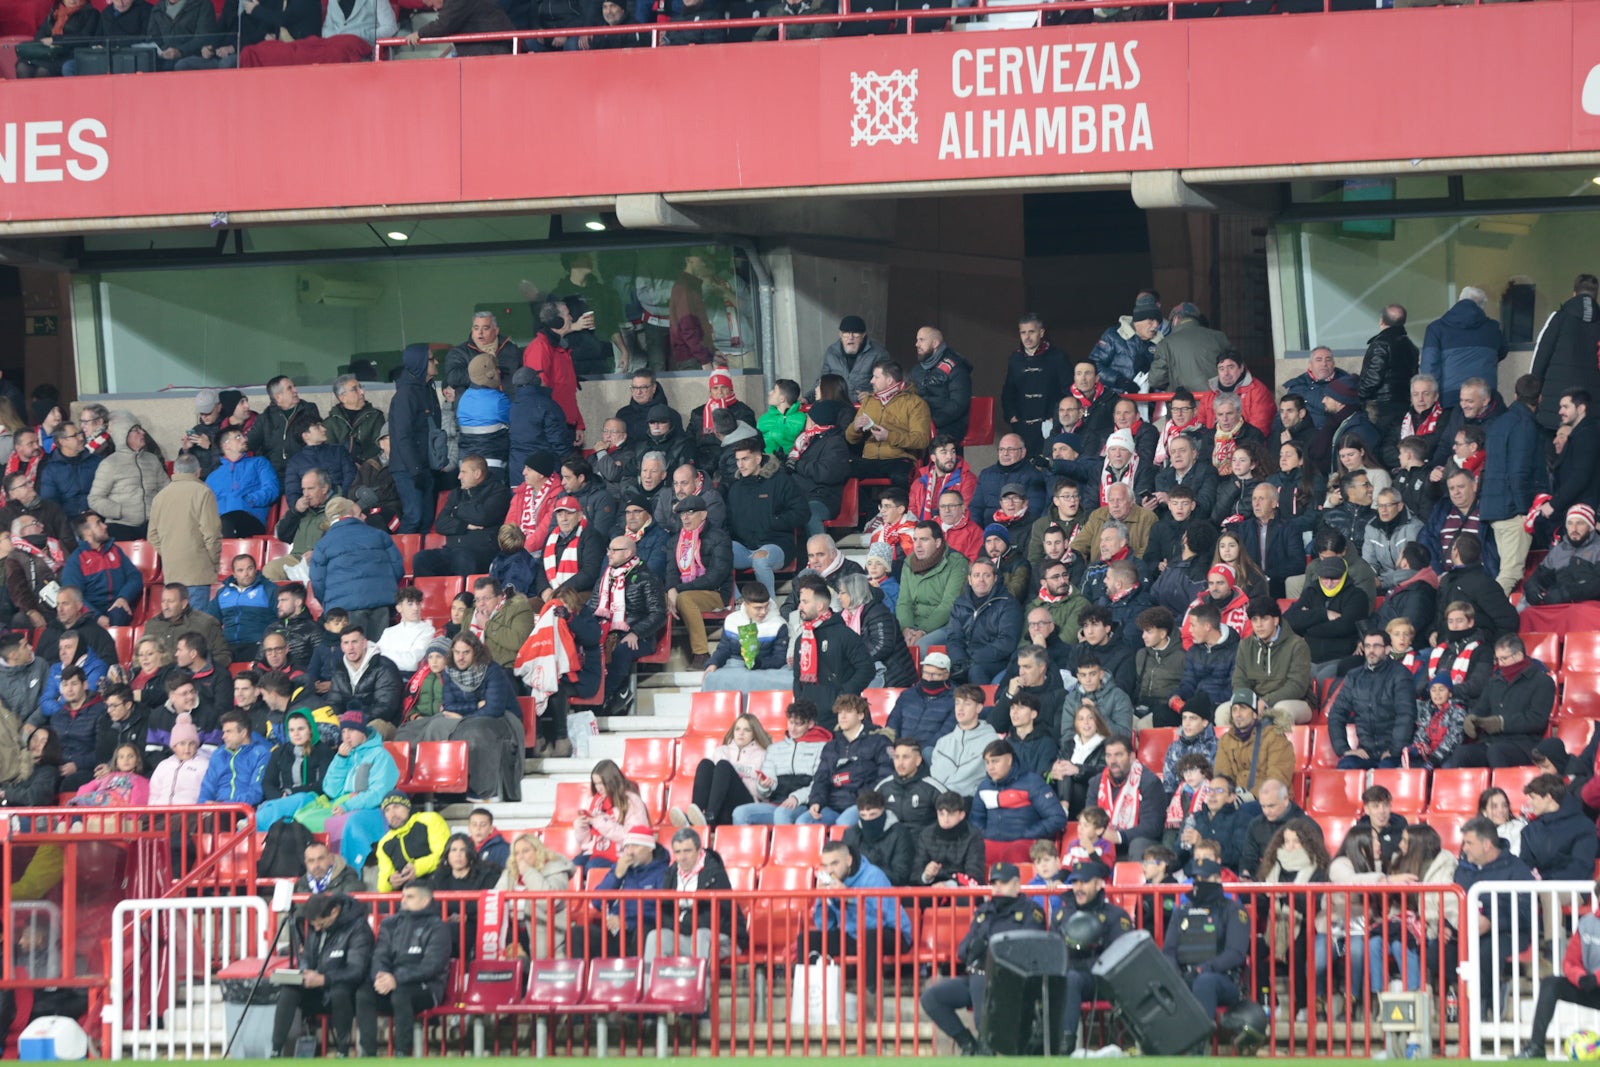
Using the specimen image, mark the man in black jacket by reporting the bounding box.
[327,627,403,728]
[1328,630,1413,769]
[273,894,374,1058]
[1359,304,1420,429]
[725,440,810,601]
[1447,633,1557,769]
[389,345,442,536]
[1531,276,1600,432]
[1532,389,1600,537]
[444,311,522,394]
[791,575,874,729]
[1239,779,1323,880]
[911,327,974,446]
[842,790,915,886]
[272,584,321,670]
[590,536,667,715]
[412,457,512,577]
[1091,735,1165,859]
[874,739,941,831]
[355,884,451,1058]
[247,376,319,481]
[805,693,893,823]
[531,497,607,603]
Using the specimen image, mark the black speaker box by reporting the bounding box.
[980,930,1069,1056]
[1090,929,1215,1055]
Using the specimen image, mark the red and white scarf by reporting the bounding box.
[1071,382,1105,413]
[869,515,915,557]
[797,608,832,683]
[993,505,1028,526]
[518,477,559,539]
[1097,761,1145,832]
[84,431,113,457]
[1101,456,1138,503]
[4,451,40,486]
[1156,417,1199,466]
[1165,781,1206,829]
[873,379,906,408]
[788,424,830,462]
[11,533,64,574]
[1036,581,1064,604]
[541,521,586,589]
[676,525,706,583]
[594,557,641,631]
[913,465,965,522]
[1401,403,1442,440]
[1212,424,1242,473]
[701,368,736,433]
[1427,640,1479,685]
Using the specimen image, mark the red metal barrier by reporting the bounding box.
[270,881,1469,1058]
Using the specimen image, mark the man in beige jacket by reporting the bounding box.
[146,454,223,612]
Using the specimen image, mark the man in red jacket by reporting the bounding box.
[524,301,585,447]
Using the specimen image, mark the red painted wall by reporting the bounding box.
[1,2,1596,225]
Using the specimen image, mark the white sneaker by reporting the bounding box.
[667,807,689,829]
[686,804,707,827]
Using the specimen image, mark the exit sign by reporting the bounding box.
[24,316,58,337]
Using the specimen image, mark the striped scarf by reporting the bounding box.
[1427,640,1479,685]
[1438,508,1482,559]
[540,521,586,589]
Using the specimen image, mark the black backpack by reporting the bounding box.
[258,819,317,880]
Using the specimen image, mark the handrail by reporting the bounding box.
[373,0,1498,56]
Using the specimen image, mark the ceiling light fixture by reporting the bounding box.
[386,230,410,241]
[584,220,607,232]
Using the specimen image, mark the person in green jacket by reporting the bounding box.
[896,521,971,655]
[757,379,807,456]
[1232,597,1315,726]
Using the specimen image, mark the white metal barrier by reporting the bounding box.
[1465,879,1596,1060]
[106,896,270,1061]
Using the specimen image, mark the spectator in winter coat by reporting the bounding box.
[1089,305,1161,394]
[898,522,971,654]
[841,791,915,887]
[1479,374,1546,594]
[1170,604,1237,719]
[929,687,1000,797]
[1213,694,1294,797]
[1363,489,1423,592]
[284,419,358,509]
[310,498,406,640]
[886,654,958,750]
[255,708,333,829]
[146,456,223,609]
[206,556,278,661]
[1519,775,1598,883]
[61,511,142,626]
[1160,706,1218,795]
[913,791,988,888]
[507,369,572,484]
[36,630,107,723]
[1239,779,1324,880]
[197,711,270,806]
[147,714,210,805]
[802,693,892,825]
[1447,633,1556,769]
[413,457,513,578]
[1285,556,1369,670]
[1177,772,1260,872]
[1358,305,1420,429]
[1531,277,1600,432]
[205,430,280,537]
[1523,504,1600,606]
[1420,288,1507,409]
[730,700,831,825]
[874,739,942,832]
[1428,532,1517,644]
[39,424,101,519]
[837,572,914,688]
[791,576,874,727]
[969,739,1069,864]
[1148,303,1231,396]
[944,559,1024,685]
[1004,692,1058,780]
[665,495,730,668]
[388,346,442,535]
[1232,598,1314,726]
[1328,630,1415,769]
[786,402,852,536]
[1089,736,1165,859]
[972,435,1048,525]
[1133,607,1186,723]
[725,441,811,601]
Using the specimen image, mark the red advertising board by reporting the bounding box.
[0,1,1596,225]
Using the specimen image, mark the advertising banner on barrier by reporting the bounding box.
[0,2,1596,224]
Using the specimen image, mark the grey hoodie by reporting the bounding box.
[1,654,49,727]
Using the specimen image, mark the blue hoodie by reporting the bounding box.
[321,726,400,810]
[1420,298,1508,409]
[811,854,911,942]
[39,648,109,719]
[198,732,271,805]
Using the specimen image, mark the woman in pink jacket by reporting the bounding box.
[147,714,211,806]
[573,759,650,871]
[668,713,773,830]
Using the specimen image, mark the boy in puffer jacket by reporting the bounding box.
[701,584,791,693]
[1517,886,1600,1059]
[456,354,512,479]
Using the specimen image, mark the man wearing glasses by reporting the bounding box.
[38,423,101,518]
[614,371,681,444]
[969,434,1045,527]
[77,404,115,458]
[1446,633,1557,769]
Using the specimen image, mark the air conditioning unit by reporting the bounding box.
[297,272,383,307]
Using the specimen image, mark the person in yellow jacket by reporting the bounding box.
[373,792,450,892]
[846,359,932,488]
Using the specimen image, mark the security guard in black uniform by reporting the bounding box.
[1161,858,1250,1019]
[918,862,1048,1055]
[1058,858,1135,1055]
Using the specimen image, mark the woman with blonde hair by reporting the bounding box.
[668,713,773,829]
[574,758,649,870]
[498,831,577,958]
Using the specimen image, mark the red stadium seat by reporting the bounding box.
[582,958,643,1012]
[768,824,827,869]
[746,690,790,736]
[107,625,135,666]
[122,540,161,585]
[1564,674,1600,719]
[383,741,414,790]
[962,396,995,448]
[546,781,590,827]
[623,737,677,782]
[1563,632,1600,674]
[454,958,524,1016]
[1287,726,1315,770]
[1306,770,1363,816]
[393,533,424,576]
[636,625,673,665]
[863,687,903,725]
[712,825,771,869]
[538,823,585,862]
[635,781,668,824]
[408,741,468,794]
[686,691,742,738]
[1135,728,1174,773]
[670,734,719,791]
[745,865,812,963]
[1553,717,1596,754]
[218,537,264,572]
[1112,861,1142,886]
[519,960,586,1015]
[1308,726,1341,769]
[1368,768,1429,815]
[1312,813,1350,854]
[827,478,860,529]
[1436,819,1465,856]
[1428,768,1489,815]
[412,576,464,620]
[1522,632,1561,666]
[1492,766,1540,814]
[918,904,974,967]
[261,539,291,565]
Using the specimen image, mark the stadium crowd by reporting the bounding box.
[4,274,1600,1053]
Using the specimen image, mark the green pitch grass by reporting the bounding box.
[220,1059,1467,1066]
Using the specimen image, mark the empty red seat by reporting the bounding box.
[827,478,860,529]
[1429,768,1489,815]
[641,957,708,1016]
[408,740,468,794]
[393,533,424,576]
[107,625,135,666]
[1306,769,1363,816]
[635,781,668,824]
[768,824,827,868]
[671,734,719,790]
[412,576,464,620]
[519,960,586,1013]
[1492,765,1540,813]
[686,691,742,738]
[712,824,771,869]
[623,737,676,782]
[383,741,414,789]
[1564,674,1600,718]
[1135,728,1174,773]
[546,781,590,827]
[746,690,789,735]
[1553,717,1596,754]
[1563,631,1600,673]
[1522,631,1561,666]
[455,958,524,1015]
[1313,813,1350,854]
[261,539,291,564]
[863,687,903,724]
[121,540,161,585]
[962,396,995,448]
[583,958,643,1011]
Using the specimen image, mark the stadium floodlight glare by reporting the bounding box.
[585,220,607,232]
[386,231,410,241]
